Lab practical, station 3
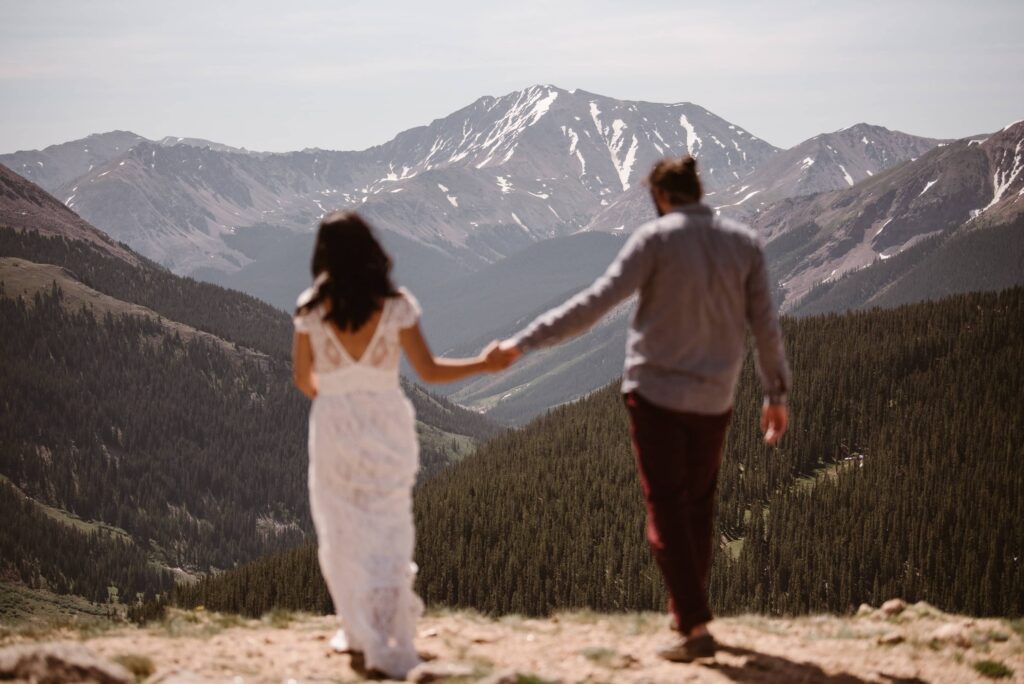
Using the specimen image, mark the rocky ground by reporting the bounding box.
[1,601,1022,683]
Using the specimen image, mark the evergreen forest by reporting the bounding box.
[173,287,1024,619]
[0,227,495,608]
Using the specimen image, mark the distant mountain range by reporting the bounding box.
[0,85,914,280]
[3,86,1021,423]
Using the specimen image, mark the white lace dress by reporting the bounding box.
[294,287,424,679]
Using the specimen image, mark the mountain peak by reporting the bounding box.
[837,122,886,134]
[1002,118,1024,133]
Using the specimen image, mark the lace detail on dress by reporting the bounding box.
[293,289,420,376]
[297,285,424,679]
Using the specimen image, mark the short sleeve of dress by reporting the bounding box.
[393,288,421,330]
[293,287,317,333]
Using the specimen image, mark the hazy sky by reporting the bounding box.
[2,0,1022,153]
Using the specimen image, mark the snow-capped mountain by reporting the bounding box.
[710,123,944,217]
[2,85,779,275]
[756,120,1024,310]
[580,124,943,233]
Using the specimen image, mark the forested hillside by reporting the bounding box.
[793,214,1024,316]
[0,227,500,450]
[1,185,497,615]
[0,227,294,358]
[0,284,309,572]
[174,288,1024,619]
[0,260,494,609]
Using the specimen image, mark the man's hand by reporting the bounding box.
[499,340,522,362]
[481,340,521,371]
[761,402,788,445]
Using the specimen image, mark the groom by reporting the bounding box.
[499,155,791,662]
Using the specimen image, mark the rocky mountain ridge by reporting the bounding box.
[709,123,946,218]
[3,85,937,280]
[754,120,1024,309]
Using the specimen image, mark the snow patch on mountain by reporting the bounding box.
[511,212,529,231]
[918,179,938,197]
[474,87,559,169]
[839,165,854,186]
[979,139,1023,215]
[575,150,587,175]
[678,115,702,156]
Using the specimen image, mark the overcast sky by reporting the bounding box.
[2,0,1022,153]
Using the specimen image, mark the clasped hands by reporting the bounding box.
[477,340,788,446]
[480,339,521,372]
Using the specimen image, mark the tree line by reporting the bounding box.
[170,287,1024,619]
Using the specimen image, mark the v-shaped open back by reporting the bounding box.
[294,287,421,391]
[324,299,390,365]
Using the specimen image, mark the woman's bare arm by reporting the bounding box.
[292,332,318,399]
[400,323,512,384]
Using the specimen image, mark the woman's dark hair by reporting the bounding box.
[296,211,400,330]
[646,155,704,205]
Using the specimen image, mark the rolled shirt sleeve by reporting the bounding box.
[745,244,791,405]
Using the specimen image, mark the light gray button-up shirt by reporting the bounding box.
[511,203,790,414]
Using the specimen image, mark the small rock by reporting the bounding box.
[0,642,134,684]
[465,629,497,644]
[910,600,940,617]
[880,598,907,616]
[144,670,219,684]
[420,627,439,638]
[477,670,523,684]
[856,603,875,617]
[619,653,641,668]
[877,631,905,645]
[407,661,476,682]
[931,622,971,648]
[477,671,552,679]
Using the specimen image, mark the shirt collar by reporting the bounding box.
[669,202,712,217]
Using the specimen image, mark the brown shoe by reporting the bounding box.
[657,634,718,663]
[347,651,389,680]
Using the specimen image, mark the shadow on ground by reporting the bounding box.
[706,645,927,684]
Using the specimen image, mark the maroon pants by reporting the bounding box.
[624,391,732,633]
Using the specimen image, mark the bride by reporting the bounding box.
[292,211,513,679]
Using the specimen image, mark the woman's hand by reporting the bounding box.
[482,340,520,371]
[401,325,516,383]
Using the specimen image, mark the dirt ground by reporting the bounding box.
[3,602,1022,683]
